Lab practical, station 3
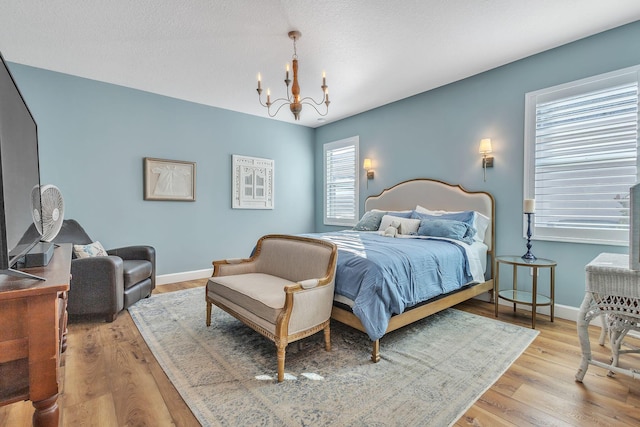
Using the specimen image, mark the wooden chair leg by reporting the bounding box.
[206,301,212,326]
[324,323,331,351]
[277,342,286,382]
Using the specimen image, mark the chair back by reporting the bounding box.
[53,219,93,245]
[253,235,336,283]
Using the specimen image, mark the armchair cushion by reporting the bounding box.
[122,260,154,290]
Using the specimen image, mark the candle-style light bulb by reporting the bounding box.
[286,63,290,80]
[267,88,271,104]
[524,199,536,214]
[322,71,326,86]
[257,73,261,90]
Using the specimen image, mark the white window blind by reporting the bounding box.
[324,136,359,226]
[524,66,640,245]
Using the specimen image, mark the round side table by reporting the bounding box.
[494,255,556,329]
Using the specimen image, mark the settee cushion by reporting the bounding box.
[207,273,294,324]
[122,260,153,290]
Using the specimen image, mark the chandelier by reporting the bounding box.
[256,30,330,120]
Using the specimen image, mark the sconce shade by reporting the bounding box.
[479,138,492,154]
[363,158,372,170]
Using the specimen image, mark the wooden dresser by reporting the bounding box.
[0,243,71,427]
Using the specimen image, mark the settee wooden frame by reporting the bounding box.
[206,234,338,382]
[330,178,495,362]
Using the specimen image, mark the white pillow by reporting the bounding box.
[472,211,491,243]
[379,215,421,235]
[415,205,446,215]
[415,205,490,243]
[74,241,108,258]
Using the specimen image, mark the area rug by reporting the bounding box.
[129,287,538,426]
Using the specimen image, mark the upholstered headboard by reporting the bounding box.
[364,178,495,252]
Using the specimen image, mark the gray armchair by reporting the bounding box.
[52,219,156,322]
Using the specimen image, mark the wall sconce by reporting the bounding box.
[363,158,374,180]
[363,158,374,188]
[479,138,493,182]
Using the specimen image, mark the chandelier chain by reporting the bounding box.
[292,36,298,60]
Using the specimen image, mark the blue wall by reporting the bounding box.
[7,20,640,308]
[315,21,640,308]
[8,64,316,275]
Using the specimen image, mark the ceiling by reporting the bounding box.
[1,1,639,128]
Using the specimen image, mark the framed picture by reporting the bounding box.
[232,155,274,209]
[143,157,196,201]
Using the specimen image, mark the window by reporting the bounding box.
[524,66,640,245]
[324,136,359,226]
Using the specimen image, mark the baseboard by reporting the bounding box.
[156,268,212,286]
[479,294,640,337]
[475,292,590,325]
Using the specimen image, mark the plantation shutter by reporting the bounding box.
[324,137,359,226]
[525,67,639,245]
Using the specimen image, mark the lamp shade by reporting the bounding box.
[479,138,492,154]
[363,158,372,170]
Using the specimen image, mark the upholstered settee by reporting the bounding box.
[52,219,156,322]
[206,234,337,382]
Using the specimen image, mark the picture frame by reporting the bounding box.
[232,155,274,209]
[143,157,196,201]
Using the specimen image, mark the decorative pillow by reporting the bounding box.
[472,211,490,243]
[353,210,387,231]
[73,241,108,258]
[415,205,440,214]
[415,206,490,243]
[412,209,476,240]
[417,219,475,244]
[379,215,421,235]
[386,210,414,219]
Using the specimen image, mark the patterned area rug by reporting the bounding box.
[129,287,538,426]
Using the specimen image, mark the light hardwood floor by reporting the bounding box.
[1,279,639,426]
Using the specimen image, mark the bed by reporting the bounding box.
[311,178,495,362]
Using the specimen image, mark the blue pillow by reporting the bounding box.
[387,210,414,218]
[353,210,387,231]
[412,210,476,240]
[417,219,475,244]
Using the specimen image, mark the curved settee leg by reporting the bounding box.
[206,302,212,327]
[277,342,286,382]
[324,323,331,351]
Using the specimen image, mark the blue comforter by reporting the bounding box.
[307,231,473,340]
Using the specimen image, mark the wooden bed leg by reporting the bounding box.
[371,340,380,363]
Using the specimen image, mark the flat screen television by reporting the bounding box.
[0,50,44,279]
